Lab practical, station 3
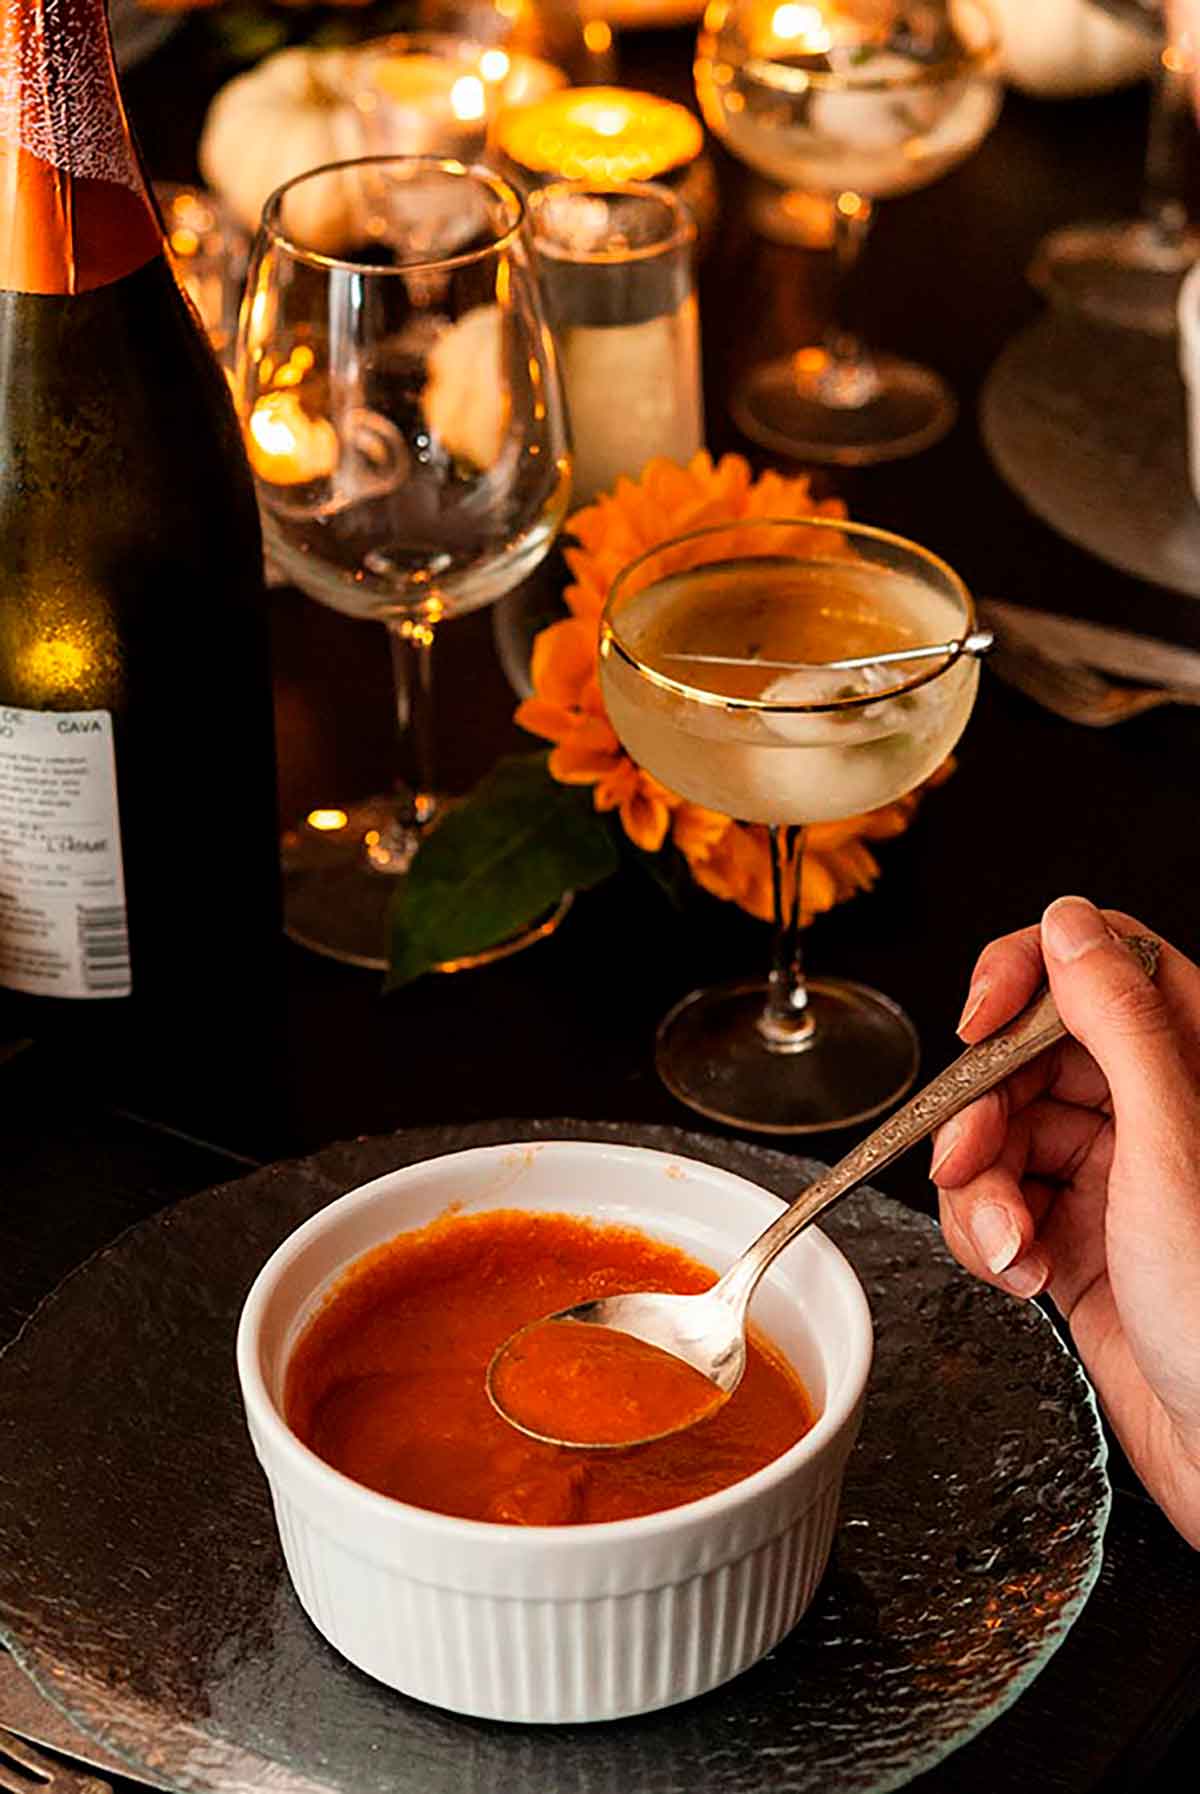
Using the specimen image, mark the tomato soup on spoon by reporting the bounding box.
[285,1208,814,1526]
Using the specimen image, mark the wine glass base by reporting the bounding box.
[281,796,572,973]
[732,353,957,466]
[1029,220,1200,337]
[655,977,920,1135]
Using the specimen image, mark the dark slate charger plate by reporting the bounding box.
[0,1120,1109,1794]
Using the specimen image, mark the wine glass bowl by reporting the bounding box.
[694,0,1001,463]
[599,517,980,1132]
[237,157,570,968]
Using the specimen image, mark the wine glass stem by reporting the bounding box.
[814,193,881,409]
[759,823,816,1053]
[380,616,438,868]
[1142,53,1193,252]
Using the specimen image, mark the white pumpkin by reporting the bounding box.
[985,0,1159,98]
[198,48,368,251]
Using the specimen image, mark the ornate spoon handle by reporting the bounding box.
[715,934,1161,1315]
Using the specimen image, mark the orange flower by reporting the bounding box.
[515,451,953,924]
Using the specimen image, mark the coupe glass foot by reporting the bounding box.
[655,977,920,1135]
[732,351,957,466]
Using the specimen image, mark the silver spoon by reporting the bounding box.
[660,628,994,676]
[487,933,1160,1450]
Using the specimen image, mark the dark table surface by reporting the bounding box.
[3,13,1200,1792]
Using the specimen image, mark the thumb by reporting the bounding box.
[1040,896,1180,1133]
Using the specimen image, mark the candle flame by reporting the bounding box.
[451,74,487,122]
[770,4,832,50]
[248,390,339,485]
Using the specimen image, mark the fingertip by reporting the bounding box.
[997,1248,1051,1301]
[956,927,1045,1040]
[955,979,991,1041]
[1042,895,1108,966]
[937,1174,1038,1285]
[929,1091,1007,1189]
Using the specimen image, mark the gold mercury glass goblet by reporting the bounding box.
[599,516,982,1133]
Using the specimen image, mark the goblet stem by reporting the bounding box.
[813,192,882,409]
[377,616,439,873]
[759,824,816,1053]
[1141,51,1193,256]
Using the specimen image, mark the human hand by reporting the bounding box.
[931,895,1200,1548]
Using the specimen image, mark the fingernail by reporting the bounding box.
[929,1121,960,1179]
[956,981,989,1037]
[970,1204,1022,1275]
[1043,896,1107,965]
[999,1252,1049,1300]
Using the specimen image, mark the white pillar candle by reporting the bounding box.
[528,181,704,505]
[561,297,704,505]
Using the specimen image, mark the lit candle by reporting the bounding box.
[477,45,567,109]
[359,50,490,155]
[559,297,704,505]
[495,86,704,185]
[354,39,566,158]
[247,390,339,486]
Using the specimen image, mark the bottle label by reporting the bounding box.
[0,705,131,999]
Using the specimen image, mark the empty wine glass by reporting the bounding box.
[598,516,982,1133]
[1030,0,1199,334]
[237,157,570,969]
[695,0,1001,464]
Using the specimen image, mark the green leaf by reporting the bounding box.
[621,836,692,913]
[386,753,619,988]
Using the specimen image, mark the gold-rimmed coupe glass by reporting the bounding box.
[237,157,570,970]
[599,516,980,1133]
[695,0,1001,465]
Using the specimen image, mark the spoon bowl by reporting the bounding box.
[488,932,1160,1449]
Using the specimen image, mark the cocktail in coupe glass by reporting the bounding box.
[694,0,1000,464]
[599,517,980,1133]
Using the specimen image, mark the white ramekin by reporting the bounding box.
[236,1140,874,1723]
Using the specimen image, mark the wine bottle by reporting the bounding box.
[0,0,281,1051]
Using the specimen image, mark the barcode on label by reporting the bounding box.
[77,904,131,993]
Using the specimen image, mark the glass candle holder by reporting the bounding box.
[351,31,566,159]
[495,86,716,240]
[417,0,617,86]
[156,181,248,362]
[528,181,704,505]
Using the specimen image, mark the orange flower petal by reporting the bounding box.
[549,740,621,784]
[620,781,672,853]
[672,802,731,857]
[530,617,598,709]
[514,696,576,743]
[594,758,638,812]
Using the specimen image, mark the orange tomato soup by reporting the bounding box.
[285,1208,815,1525]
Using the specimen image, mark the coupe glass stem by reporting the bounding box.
[759,824,816,1053]
[811,191,881,409]
[1141,52,1193,257]
[379,616,439,872]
